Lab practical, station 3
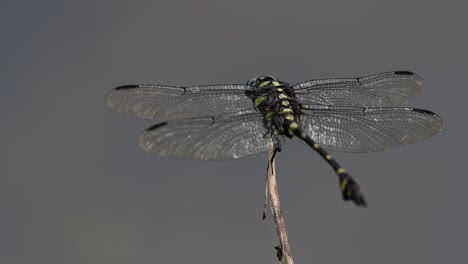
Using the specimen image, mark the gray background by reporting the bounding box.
[2,0,467,263]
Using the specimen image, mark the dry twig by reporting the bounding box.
[264,143,294,264]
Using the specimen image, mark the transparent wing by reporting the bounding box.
[139,112,283,160]
[293,71,423,107]
[300,106,443,152]
[106,84,253,120]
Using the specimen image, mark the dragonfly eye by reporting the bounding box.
[266,75,279,82]
[246,77,259,86]
[246,75,280,87]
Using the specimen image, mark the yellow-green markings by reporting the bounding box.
[340,179,348,191]
[278,93,288,99]
[300,132,306,139]
[281,100,290,106]
[288,122,298,134]
[341,180,353,198]
[272,81,281,86]
[259,81,270,88]
[265,111,274,121]
[313,143,320,149]
[254,95,266,106]
[284,114,294,120]
[334,162,352,198]
[325,154,332,160]
[281,108,293,114]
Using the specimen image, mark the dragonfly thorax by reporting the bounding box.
[245,77,302,139]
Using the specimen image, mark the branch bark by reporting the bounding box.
[265,143,294,264]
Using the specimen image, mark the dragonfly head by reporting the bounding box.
[246,75,280,88]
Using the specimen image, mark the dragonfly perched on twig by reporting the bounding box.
[106,71,443,206]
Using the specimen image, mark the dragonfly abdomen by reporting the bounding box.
[283,119,367,206]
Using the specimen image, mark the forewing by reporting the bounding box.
[106,84,253,120]
[139,112,279,160]
[300,106,442,152]
[293,71,423,107]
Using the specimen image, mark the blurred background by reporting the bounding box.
[2,0,467,263]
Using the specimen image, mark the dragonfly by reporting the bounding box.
[106,71,443,207]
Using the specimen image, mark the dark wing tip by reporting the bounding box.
[412,108,438,116]
[394,71,415,76]
[115,85,139,90]
[412,108,443,128]
[146,122,168,131]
